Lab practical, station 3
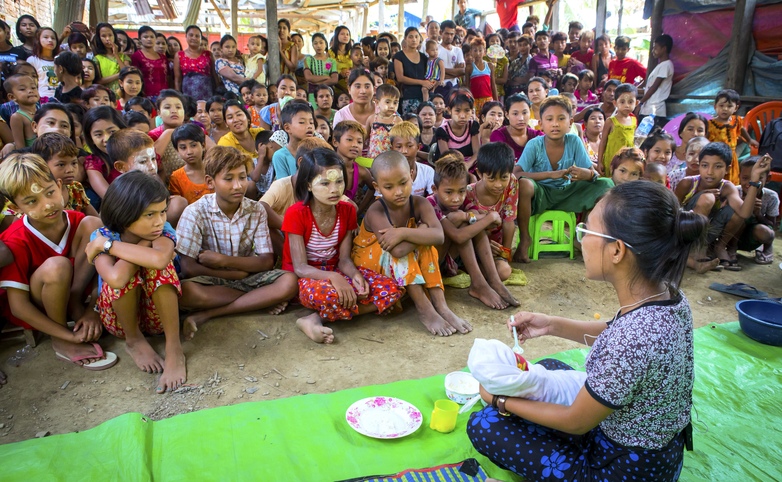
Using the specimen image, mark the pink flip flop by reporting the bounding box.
[55,343,118,371]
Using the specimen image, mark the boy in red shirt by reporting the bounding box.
[608,36,647,84]
[0,153,116,373]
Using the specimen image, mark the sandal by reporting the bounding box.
[719,259,742,272]
[755,251,774,265]
[709,282,768,299]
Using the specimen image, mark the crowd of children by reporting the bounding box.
[0,13,775,398]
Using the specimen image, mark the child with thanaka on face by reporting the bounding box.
[85,171,185,392]
[436,89,481,174]
[333,121,374,207]
[175,146,299,340]
[736,156,778,265]
[597,83,638,177]
[0,153,110,373]
[244,35,266,83]
[6,74,40,149]
[283,148,403,343]
[669,136,709,190]
[675,142,771,273]
[610,147,645,186]
[272,100,316,178]
[708,89,759,185]
[352,151,473,337]
[513,96,613,263]
[366,84,402,158]
[427,152,519,311]
[169,123,214,205]
[31,133,98,217]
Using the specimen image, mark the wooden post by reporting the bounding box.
[231,0,239,38]
[54,0,86,36]
[595,0,608,37]
[726,0,758,93]
[647,0,665,73]
[422,0,429,23]
[267,0,281,85]
[618,0,624,35]
[89,0,109,27]
[398,0,405,35]
[362,6,369,37]
[379,0,385,34]
[551,0,561,32]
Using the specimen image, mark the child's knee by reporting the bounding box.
[518,178,535,197]
[276,271,299,296]
[496,260,511,281]
[167,196,188,227]
[754,224,775,243]
[38,256,73,282]
[695,192,716,211]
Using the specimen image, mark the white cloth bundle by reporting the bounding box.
[467,338,587,406]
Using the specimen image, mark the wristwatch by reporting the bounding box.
[468,212,477,225]
[496,396,511,417]
[103,238,114,255]
[749,181,762,189]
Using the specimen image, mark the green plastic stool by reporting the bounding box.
[528,210,577,260]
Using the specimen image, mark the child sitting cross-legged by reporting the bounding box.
[353,150,472,337]
[283,148,402,343]
[464,142,520,282]
[0,153,110,371]
[514,96,613,263]
[427,152,519,310]
[176,146,299,340]
[390,121,435,198]
[168,123,214,205]
[85,172,186,392]
[30,133,98,216]
[736,156,778,265]
[332,120,374,206]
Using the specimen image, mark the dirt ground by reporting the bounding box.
[1,245,780,445]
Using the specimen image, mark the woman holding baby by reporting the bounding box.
[467,182,701,481]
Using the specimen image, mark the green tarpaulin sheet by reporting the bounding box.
[1,322,780,481]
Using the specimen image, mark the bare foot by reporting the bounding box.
[51,337,105,365]
[0,369,6,387]
[490,280,520,307]
[157,348,186,394]
[296,313,334,343]
[268,300,289,315]
[182,312,210,341]
[513,235,531,263]
[419,309,456,336]
[438,307,473,334]
[125,337,164,373]
[469,283,507,310]
[687,257,721,274]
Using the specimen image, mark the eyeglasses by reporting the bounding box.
[575,222,640,254]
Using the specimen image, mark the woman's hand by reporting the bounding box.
[330,273,357,309]
[509,311,553,343]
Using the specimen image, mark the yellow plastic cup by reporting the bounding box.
[429,399,459,433]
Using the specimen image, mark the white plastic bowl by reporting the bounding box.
[444,371,480,404]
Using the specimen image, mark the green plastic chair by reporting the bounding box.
[528,210,577,260]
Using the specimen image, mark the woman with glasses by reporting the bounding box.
[468,181,705,482]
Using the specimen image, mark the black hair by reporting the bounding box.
[521,22,535,31]
[240,79,260,93]
[280,100,314,129]
[550,31,568,43]
[15,15,40,44]
[485,33,503,48]
[698,141,733,167]
[67,32,89,49]
[677,112,709,138]
[568,21,584,31]
[92,23,118,56]
[581,106,605,125]
[220,34,237,48]
[156,89,186,110]
[315,114,333,142]
[124,96,155,116]
[138,26,156,38]
[640,127,675,154]
[448,88,474,109]
[255,129,273,148]
[172,123,206,147]
[480,101,503,121]
[534,30,550,39]
[715,89,740,105]
[527,76,550,90]
[374,37,390,57]
[183,94,197,119]
[430,93,445,105]
[63,103,86,127]
[655,34,673,54]
[222,99,251,124]
[33,104,76,141]
[276,73,297,89]
[206,95,226,113]
[347,68,375,87]
[441,20,457,31]
[101,171,169,233]
[504,93,531,111]
[602,181,707,290]
[603,79,621,91]
[82,57,102,83]
[83,106,127,163]
[740,155,764,171]
[123,110,150,128]
[185,25,202,36]
[614,83,638,99]
[118,66,145,97]
[416,101,436,116]
[294,147,347,204]
[54,51,83,77]
[360,36,376,48]
[475,142,515,177]
[330,25,353,55]
[614,35,631,49]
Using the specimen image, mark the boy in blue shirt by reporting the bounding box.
[513,96,613,262]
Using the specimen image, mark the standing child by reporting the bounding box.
[169,124,214,204]
[7,74,40,148]
[176,146,299,338]
[304,33,339,107]
[244,35,266,83]
[486,34,508,101]
[284,148,401,343]
[423,39,445,102]
[463,142,519,282]
[93,23,130,92]
[53,52,84,104]
[427,153,518,310]
[598,83,638,176]
[117,66,144,110]
[637,34,674,123]
[249,83,269,128]
[391,121,435,197]
[607,36,646,84]
[31,133,98,216]
[708,89,758,185]
[26,27,60,99]
[352,151,472,337]
[86,172,185,392]
[436,89,481,171]
[737,156,778,265]
[367,84,402,158]
[83,106,128,203]
[329,26,354,99]
[0,154,110,371]
[610,146,645,185]
[272,101,316,178]
[314,85,337,124]
[465,38,497,115]
[332,121,374,203]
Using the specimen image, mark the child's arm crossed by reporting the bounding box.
[375,197,444,257]
[89,235,175,289]
[441,210,501,245]
[289,233,358,309]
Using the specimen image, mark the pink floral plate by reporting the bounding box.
[345,396,423,439]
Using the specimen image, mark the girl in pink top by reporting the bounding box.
[131,26,169,100]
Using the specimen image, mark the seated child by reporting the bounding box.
[610,147,645,186]
[643,162,668,187]
[675,142,770,273]
[83,106,128,204]
[708,89,759,185]
[86,172,186,393]
[366,84,402,158]
[283,148,402,343]
[124,111,152,134]
[240,79,262,128]
[669,136,708,191]
[249,83,268,127]
[272,100,316,178]
[640,127,675,172]
[597,83,637,177]
[514,96,613,263]
[464,142,519,281]
[468,338,586,406]
[81,84,113,108]
[169,124,214,204]
[0,153,111,371]
[30,133,98,216]
[436,89,481,171]
[736,156,778,265]
[314,85,336,125]
[391,121,435,197]
[427,154,519,310]
[353,151,472,337]
[251,130,276,198]
[333,121,374,203]
[176,146,299,339]
[7,74,40,148]
[260,75,298,131]
[316,114,333,143]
